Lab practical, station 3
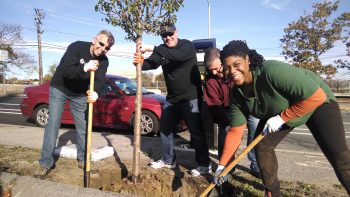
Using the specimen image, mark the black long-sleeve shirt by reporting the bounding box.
[142,39,202,103]
[50,41,108,97]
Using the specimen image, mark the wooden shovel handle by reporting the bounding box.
[199,133,265,197]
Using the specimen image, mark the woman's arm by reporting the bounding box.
[219,124,246,166]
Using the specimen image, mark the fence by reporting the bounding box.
[142,80,167,95]
[324,79,350,93]
[0,84,28,95]
[145,79,350,95]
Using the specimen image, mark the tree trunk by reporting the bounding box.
[132,37,142,183]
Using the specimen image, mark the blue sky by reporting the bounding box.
[1,0,349,79]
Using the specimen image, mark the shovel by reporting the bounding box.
[84,68,96,188]
[199,132,265,197]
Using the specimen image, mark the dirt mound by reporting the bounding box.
[0,145,348,196]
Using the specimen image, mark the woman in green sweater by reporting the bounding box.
[215,40,350,196]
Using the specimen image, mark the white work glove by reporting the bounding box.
[87,91,98,103]
[214,165,227,186]
[263,115,285,135]
[83,60,99,72]
[140,43,154,53]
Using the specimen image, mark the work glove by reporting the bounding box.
[263,115,285,135]
[140,43,154,53]
[214,165,227,186]
[86,90,98,103]
[83,60,99,72]
[132,52,144,66]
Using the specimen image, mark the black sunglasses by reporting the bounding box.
[98,41,111,51]
[161,32,174,38]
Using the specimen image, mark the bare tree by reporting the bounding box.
[334,12,350,74]
[95,0,184,182]
[0,23,36,79]
[280,0,349,77]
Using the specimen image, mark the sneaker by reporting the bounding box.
[33,165,51,178]
[190,164,212,177]
[150,159,176,169]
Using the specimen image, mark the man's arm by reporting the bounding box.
[153,40,195,62]
[142,53,164,70]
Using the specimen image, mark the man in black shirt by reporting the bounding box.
[133,24,211,176]
[34,30,114,178]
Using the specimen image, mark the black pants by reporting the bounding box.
[254,101,350,196]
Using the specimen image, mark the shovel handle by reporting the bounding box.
[84,70,95,188]
[199,133,265,197]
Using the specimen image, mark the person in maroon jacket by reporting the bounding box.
[203,48,261,178]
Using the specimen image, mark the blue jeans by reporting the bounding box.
[218,115,260,172]
[247,115,260,172]
[39,86,87,168]
[159,99,210,166]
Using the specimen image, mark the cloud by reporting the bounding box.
[261,0,291,10]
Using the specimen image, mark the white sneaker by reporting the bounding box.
[190,164,212,177]
[150,159,176,169]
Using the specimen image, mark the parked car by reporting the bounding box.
[20,74,168,135]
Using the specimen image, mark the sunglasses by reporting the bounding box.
[97,41,111,51]
[161,32,174,38]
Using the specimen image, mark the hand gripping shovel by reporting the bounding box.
[199,132,265,197]
[84,68,96,188]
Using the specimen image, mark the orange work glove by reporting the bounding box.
[132,52,144,66]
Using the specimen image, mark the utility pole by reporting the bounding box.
[34,8,45,84]
[207,0,211,38]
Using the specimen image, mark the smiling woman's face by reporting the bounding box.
[223,55,252,86]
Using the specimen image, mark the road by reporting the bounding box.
[1,94,350,154]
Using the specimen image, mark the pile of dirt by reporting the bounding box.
[0,145,348,196]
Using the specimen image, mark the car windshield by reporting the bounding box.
[111,78,153,96]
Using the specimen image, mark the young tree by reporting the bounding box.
[280,0,349,77]
[0,23,36,79]
[95,0,184,182]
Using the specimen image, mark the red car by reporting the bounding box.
[20,74,167,135]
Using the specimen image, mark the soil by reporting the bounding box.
[0,145,348,197]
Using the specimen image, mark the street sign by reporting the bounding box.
[0,50,8,62]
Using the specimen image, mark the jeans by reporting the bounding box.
[255,101,350,196]
[159,99,211,166]
[247,115,260,172]
[39,86,87,168]
[217,115,260,172]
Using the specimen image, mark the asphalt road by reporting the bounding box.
[1,94,350,154]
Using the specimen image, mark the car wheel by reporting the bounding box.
[33,104,49,127]
[131,110,160,136]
